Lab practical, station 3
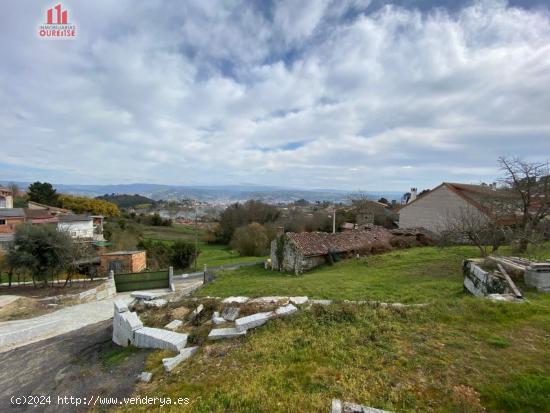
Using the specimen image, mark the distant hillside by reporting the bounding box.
[96,193,156,208]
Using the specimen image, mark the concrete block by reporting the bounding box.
[114,300,129,313]
[189,304,204,320]
[134,327,188,352]
[162,346,198,372]
[208,327,247,340]
[311,299,332,305]
[249,296,289,305]
[137,371,153,383]
[164,319,183,330]
[235,312,274,332]
[222,296,249,304]
[144,299,168,308]
[331,399,393,413]
[212,312,226,325]
[331,399,343,413]
[525,266,550,292]
[275,304,298,317]
[112,311,143,347]
[221,307,240,321]
[131,291,163,301]
[289,296,308,305]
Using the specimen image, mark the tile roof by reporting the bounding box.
[286,225,393,257]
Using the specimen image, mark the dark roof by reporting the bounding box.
[101,250,145,256]
[57,214,93,222]
[286,225,393,257]
[0,208,25,217]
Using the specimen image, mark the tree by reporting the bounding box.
[27,182,59,206]
[58,194,120,217]
[137,239,172,270]
[217,200,279,243]
[6,224,75,287]
[7,182,19,197]
[170,240,198,269]
[230,223,269,256]
[499,156,550,252]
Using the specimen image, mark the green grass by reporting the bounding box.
[100,345,140,368]
[113,245,550,412]
[197,246,475,302]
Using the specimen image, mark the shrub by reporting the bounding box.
[170,240,199,269]
[230,223,269,256]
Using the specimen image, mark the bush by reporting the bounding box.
[137,239,172,270]
[217,201,279,243]
[171,240,199,269]
[230,223,269,256]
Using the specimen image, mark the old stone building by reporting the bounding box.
[270,225,394,274]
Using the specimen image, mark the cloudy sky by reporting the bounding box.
[1,0,549,191]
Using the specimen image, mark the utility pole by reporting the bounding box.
[332,208,336,233]
[194,201,198,272]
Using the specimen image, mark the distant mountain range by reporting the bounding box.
[1,181,403,204]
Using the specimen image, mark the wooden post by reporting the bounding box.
[497,264,523,298]
[203,264,207,285]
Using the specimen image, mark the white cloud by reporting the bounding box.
[0,0,549,190]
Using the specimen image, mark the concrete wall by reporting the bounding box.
[398,185,486,233]
[463,259,508,296]
[58,220,94,239]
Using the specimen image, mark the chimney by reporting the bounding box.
[409,187,417,203]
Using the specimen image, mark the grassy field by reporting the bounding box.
[141,224,265,270]
[115,245,550,413]
[197,246,473,302]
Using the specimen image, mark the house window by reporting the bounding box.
[0,219,6,225]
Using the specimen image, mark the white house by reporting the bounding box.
[57,214,94,240]
[398,182,505,234]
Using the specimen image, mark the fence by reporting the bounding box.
[114,269,170,292]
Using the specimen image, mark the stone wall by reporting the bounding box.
[270,238,325,274]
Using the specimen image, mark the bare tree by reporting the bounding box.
[498,157,550,252]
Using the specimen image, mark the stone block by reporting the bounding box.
[222,296,249,304]
[134,327,188,352]
[189,304,204,320]
[289,296,308,305]
[208,327,247,340]
[113,310,144,347]
[162,346,198,372]
[275,304,298,317]
[114,300,129,313]
[331,399,393,413]
[137,371,153,383]
[235,312,274,332]
[525,265,550,292]
[212,312,226,325]
[221,307,240,321]
[249,296,289,305]
[164,319,183,330]
[311,299,332,305]
[131,291,163,301]
[144,299,168,308]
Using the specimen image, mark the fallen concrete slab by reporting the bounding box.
[131,291,165,301]
[222,296,249,304]
[208,327,247,340]
[221,307,240,321]
[311,299,332,305]
[162,346,198,372]
[275,304,298,317]
[113,311,143,347]
[249,296,289,305]
[144,299,168,308]
[134,327,188,352]
[331,399,392,413]
[189,304,204,320]
[211,312,226,325]
[289,296,308,305]
[164,319,183,330]
[235,312,274,332]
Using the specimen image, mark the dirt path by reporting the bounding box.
[0,320,150,413]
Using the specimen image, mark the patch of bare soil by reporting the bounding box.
[0,296,50,322]
[0,320,150,413]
